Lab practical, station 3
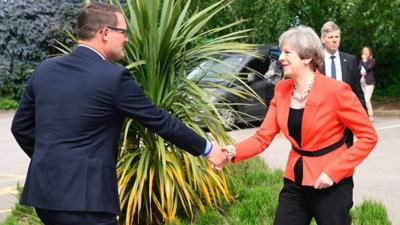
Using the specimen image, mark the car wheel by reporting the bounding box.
[219,108,236,128]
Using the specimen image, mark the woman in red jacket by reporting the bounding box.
[222,26,378,225]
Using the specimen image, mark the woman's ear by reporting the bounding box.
[303,58,312,65]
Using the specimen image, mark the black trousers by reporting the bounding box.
[274,177,353,225]
[35,208,117,225]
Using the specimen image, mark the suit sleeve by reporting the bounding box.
[232,84,281,162]
[114,70,207,156]
[323,84,378,182]
[11,78,36,158]
[351,56,367,110]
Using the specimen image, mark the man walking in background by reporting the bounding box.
[11,3,226,225]
[320,21,367,147]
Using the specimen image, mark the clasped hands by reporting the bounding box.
[205,142,231,171]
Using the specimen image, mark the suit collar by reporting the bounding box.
[72,45,107,62]
[301,71,324,144]
[338,51,351,83]
[77,44,106,60]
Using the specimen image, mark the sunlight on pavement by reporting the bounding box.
[0,209,12,214]
[0,186,18,196]
[0,173,25,179]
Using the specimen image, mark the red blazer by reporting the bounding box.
[232,71,378,186]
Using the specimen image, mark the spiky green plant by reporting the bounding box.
[108,0,259,224]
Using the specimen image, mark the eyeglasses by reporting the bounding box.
[106,26,128,37]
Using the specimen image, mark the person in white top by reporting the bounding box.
[358,46,376,121]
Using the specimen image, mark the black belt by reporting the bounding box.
[292,138,344,157]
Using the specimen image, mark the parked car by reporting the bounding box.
[187,45,282,127]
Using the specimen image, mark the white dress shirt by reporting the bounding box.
[324,49,342,81]
[77,44,106,60]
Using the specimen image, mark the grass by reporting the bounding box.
[1,158,392,225]
[0,97,18,110]
[352,199,392,225]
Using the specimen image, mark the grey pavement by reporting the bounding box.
[1,111,399,224]
[229,117,400,225]
[0,111,30,222]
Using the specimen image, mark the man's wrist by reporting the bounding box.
[203,141,212,157]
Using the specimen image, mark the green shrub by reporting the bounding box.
[352,200,392,225]
[0,0,82,100]
[0,97,18,110]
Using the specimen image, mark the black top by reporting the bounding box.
[288,107,304,185]
[288,108,304,146]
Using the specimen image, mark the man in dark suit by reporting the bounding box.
[320,21,367,147]
[11,3,226,225]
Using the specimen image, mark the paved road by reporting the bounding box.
[1,111,399,224]
[0,111,30,222]
[230,117,400,225]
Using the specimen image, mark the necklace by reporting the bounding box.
[292,77,315,102]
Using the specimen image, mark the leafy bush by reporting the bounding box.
[0,0,83,100]
[0,97,18,110]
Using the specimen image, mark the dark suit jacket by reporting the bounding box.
[357,58,376,85]
[321,51,366,109]
[11,46,207,214]
[320,51,367,147]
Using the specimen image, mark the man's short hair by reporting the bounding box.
[76,3,121,40]
[320,21,340,38]
[279,25,324,71]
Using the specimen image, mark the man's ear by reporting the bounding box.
[100,27,110,41]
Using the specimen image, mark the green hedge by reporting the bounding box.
[0,0,83,100]
[0,97,18,110]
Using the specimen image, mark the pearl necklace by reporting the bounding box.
[292,78,315,102]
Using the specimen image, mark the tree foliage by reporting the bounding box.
[190,0,400,96]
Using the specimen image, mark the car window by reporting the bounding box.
[242,57,270,77]
[187,55,246,83]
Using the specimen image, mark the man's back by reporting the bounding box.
[12,46,208,214]
[17,46,125,213]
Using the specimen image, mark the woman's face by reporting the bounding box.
[279,42,304,78]
[362,48,371,59]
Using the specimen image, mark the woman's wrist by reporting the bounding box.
[225,145,236,162]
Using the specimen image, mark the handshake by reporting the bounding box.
[205,142,236,171]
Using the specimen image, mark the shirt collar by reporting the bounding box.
[324,49,339,59]
[77,44,106,60]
